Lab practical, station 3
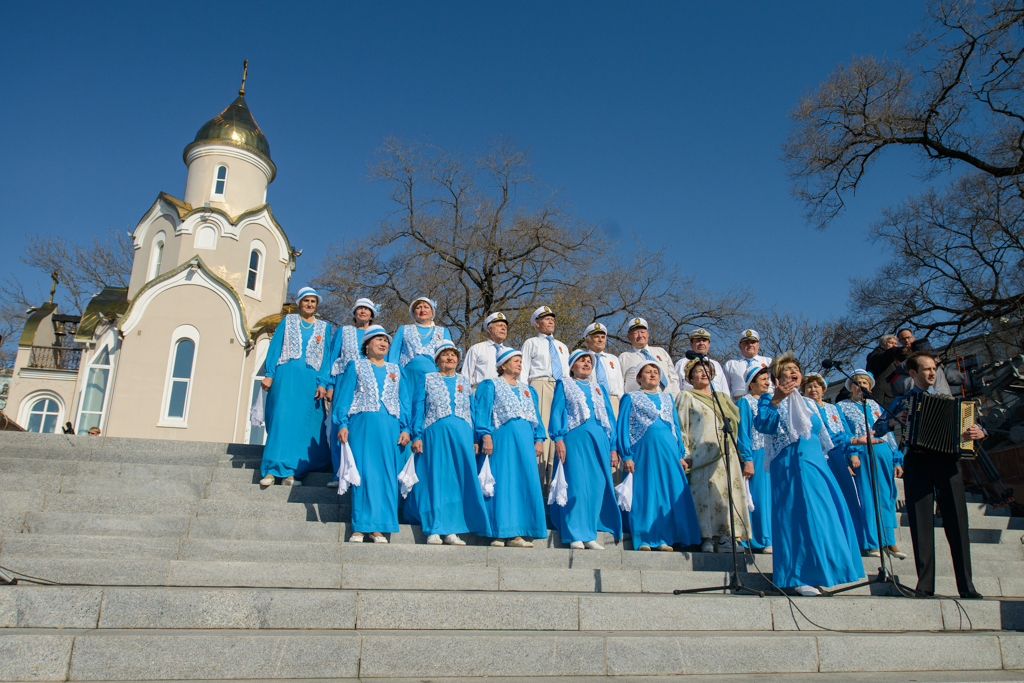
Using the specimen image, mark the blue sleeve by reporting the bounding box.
[530,387,548,442]
[328,326,345,376]
[263,324,285,379]
[399,371,412,435]
[618,395,634,461]
[316,325,333,389]
[411,376,427,441]
[387,325,405,365]
[332,361,358,429]
[443,327,452,341]
[875,397,904,436]
[548,380,569,441]
[603,389,619,452]
[821,406,852,464]
[754,394,780,435]
[839,409,864,462]
[474,380,496,441]
[736,400,754,463]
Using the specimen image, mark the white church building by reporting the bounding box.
[6,82,297,444]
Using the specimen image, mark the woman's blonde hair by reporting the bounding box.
[800,375,827,393]
[770,352,801,381]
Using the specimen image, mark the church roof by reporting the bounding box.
[76,286,130,342]
[251,303,297,340]
[184,93,273,165]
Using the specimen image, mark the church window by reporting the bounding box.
[148,231,166,281]
[245,239,266,298]
[160,326,199,426]
[26,398,61,433]
[247,250,260,291]
[212,165,228,198]
[77,345,112,433]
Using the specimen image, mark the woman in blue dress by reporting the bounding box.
[387,296,452,392]
[617,361,701,551]
[473,348,548,547]
[549,350,622,550]
[802,373,870,553]
[405,340,490,545]
[259,287,333,487]
[753,354,866,596]
[333,325,412,543]
[837,369,907,561]
[736,364,772,553]
[326,297,377,488]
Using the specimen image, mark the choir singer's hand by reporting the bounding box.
[850,435,883,446]
[742,461,754,479]
[314,386,327,401]
[894,465,904,479]
[770,377,799,405]
[555,440,566,464]
[261,377,273,391]
[850,455,861,469]
[326,388,334,403]
[481,435,493,456]
[398,432,411,447]
[411,439,423,454]
[534,441,544,459]
[610,450,620,468]
[623,459,635,474]
[681,457,693,471]
[337,428,348,444]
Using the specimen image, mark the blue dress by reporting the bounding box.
[754,395,864,588]
[737,395,771,549]
[404,372,491,537]
[838,399,900,548]
[548,379,622,543]
[617,391,701,549]
[328,326,366,476]
[333,360,411,534]
[387,324,453,397]
[261,317,333,478]
[816,402,868,549]
[473,379,549,539]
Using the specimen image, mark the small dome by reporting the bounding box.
[187,94,271,161]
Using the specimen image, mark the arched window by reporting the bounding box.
[247,250,260,291]
[194,225,217,250]
[160,325,199,426]
[19,392,64,434]
[212,164,228,198]
[245,239,266,298]
[148,231,166,281]
[77,345,112,433]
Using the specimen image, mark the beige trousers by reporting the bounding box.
[530,378,557,488]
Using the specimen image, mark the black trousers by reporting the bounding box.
[902,448,976,595]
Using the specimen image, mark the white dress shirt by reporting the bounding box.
[675,357,729,394]
[520,334,571,382]
[461,340,511,390]
[619,345,679,397]
[592,351,625,399]
[722,354,774,399]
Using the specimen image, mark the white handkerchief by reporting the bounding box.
[744,477,755,512]
[614,472,633,512]
[398,453,419,499]
[250,387,266,427]
[547,461,569,507]
[336,441,361,495]
[478,455,496,498]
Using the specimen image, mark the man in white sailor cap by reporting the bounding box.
[460,311,513,391]
[722,329,773,400]
[583,321,624,416]
[520,305,571,488]
[675,327,729,394]
[618,316,680,397]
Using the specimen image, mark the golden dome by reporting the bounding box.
[184,93,272,162]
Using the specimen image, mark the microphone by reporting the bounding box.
[821,359,843,370]
[685,350,708,361]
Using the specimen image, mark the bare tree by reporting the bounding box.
[784,0,1024,229]
[750,310,862,383]
[312,136,754,351]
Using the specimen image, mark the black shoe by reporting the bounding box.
[918,589,934,597]
[959,591,983,599]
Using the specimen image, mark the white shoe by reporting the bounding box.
[507,537,533,548]
[864,548,881,557]
[282,476,301,487]
[762,546,773,555]
[348,533,364,543]
[717,537,734,553]
[701,539,715,553]
[794,585,821,597]
[637,545,651,551]
[259,474,275,486]
[584,540,605,550]
[490,539,505,547]
[426,534,442,545]
[656,544,673,552]
[443,534,466,546]
[884,546,908,560]
[327,479,339,488]
[371,534,389,544]
[570,541,585,550]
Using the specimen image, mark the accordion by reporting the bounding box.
[905,392,977,459]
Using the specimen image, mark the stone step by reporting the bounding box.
[23,512,193,538]
[40,493,200,518]
[1,628,1022,680]
[204,481,346,505]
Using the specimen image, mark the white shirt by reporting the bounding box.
[723,354,773,399]
[675,357,730,394]
[591,350,625,399]
[461,340,511,390]
[619,345,679,397]
[520,334,571,383]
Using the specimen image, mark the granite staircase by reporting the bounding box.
[1,431,1022,681]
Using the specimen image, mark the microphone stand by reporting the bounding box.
[822,361,920,598]
[674,354,776,598]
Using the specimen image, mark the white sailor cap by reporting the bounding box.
[744,363,769,387]
[689,327,711,340]
[432,339,462,361]
[408,296,438,317]
[531,306,555,326]
[627,316,649,332]
[361,324,391,346]
[483,311,509,332]
[845,368,875,392]
[351,297,378,318]
[495,347,523,369]
[296,286,322,305]
[583,322,607,337]
[634,359,661,381]
[568,349,595,368]
[739,329,760,342]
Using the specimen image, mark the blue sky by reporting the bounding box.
[1,1,931,323]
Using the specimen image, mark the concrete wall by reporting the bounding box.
[105,285,246,442]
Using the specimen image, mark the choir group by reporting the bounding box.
[253,287,907,596]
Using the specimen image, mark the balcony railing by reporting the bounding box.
[28,346,83,371]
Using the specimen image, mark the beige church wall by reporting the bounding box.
[233,334,272,444]
[184,151,269,217]
[105,284,245,442]
[128,214,181,298]
[7,370,79,433]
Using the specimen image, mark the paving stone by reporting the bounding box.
[0,490,45,513]
[0,557,169,586]
[98,587,356,629]
[771,595,945,631]
[641,570,737,594]
[358,633,607,677]
[342,563,499,591]
[60,475,205,498]
[0,510,24,533]
[196,499,342,522]
[0,456,78,475]
[212,467,334,486]
[485,545,622,569]
[815,633,1003,672]
[205,481,343,505]
[186,517,343,543]
[67,631,360,680]
[0,472,63,492]
[605,634,819,675]
[356,591,579,630]
[0,633,75,681]
[940,597,1024,631]
[178,538,339,564]
[0,586,102,628]
[582,594,773,631]
[1000,633,1024,670]
[71,461,215,482]
[500,567,641,593]
[341,542,489,566]
[23,512,191,538]
[42,493,198,518]
[999,576,1024,597]
[0,533,181,561]
[166,560,341,589]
